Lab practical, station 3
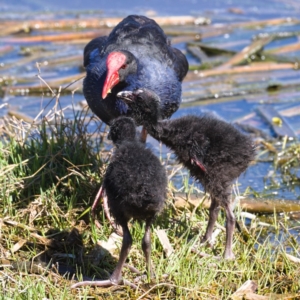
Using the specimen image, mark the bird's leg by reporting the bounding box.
[91,185,104,229]
[141,218,154,282]
[201,197,220,247]
[140,126,148,143]
[110,223,132,284]
[103,192,123,236]
[223,195,236,260]
[91,186,123,235]
[91,184,104,219]
[71,223,132,289]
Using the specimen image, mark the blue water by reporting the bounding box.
[1,0,299,20]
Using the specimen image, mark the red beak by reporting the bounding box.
[102,52,127,99]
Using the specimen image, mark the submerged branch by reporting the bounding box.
[4,30,109,43]
[198,62,298,77]
[0,16,206,36]
[173,193,300,213]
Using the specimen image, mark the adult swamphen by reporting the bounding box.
[85,15,188,223]
[118,88,256,259]
[71,116,167,288]
[83,15,188,128]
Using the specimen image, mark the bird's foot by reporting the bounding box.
[132,268,156,284]
[133,272,168,284]
[224,249,235,260]
[71,278,138,289]
[94,219,102,229]
[93,217,122,233]
[124,264,151,284]
[190,247,221,261]
[71,279,114,289]
[124,263,143,275]
[190,236,222,260]
[200,237,214,249]
[133,273,154,284]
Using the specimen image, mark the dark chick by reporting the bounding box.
[118,88,256,259]
[72,117,167,288]
[83,15,188,128]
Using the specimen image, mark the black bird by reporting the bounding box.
[118,88,256,259]
[72,117,167,288]
[83,15,188,136]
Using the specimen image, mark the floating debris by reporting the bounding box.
[188,42,236,56]
[217,36,274,69]
[257,106,297,139]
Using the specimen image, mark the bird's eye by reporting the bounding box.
[121,64,126,69]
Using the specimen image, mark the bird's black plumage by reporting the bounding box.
[72,116,167,288]
[83,15,188,125]
[118,88,256,259]
[104,117,167,227]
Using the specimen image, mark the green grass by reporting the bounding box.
[0,103,300,300]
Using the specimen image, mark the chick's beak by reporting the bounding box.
[117,91,135,103]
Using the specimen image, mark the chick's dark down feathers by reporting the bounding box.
[104,140,167,224]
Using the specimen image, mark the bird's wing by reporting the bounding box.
[83,36,108,67]
[190,134,210,173]
[191,157,207,172]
